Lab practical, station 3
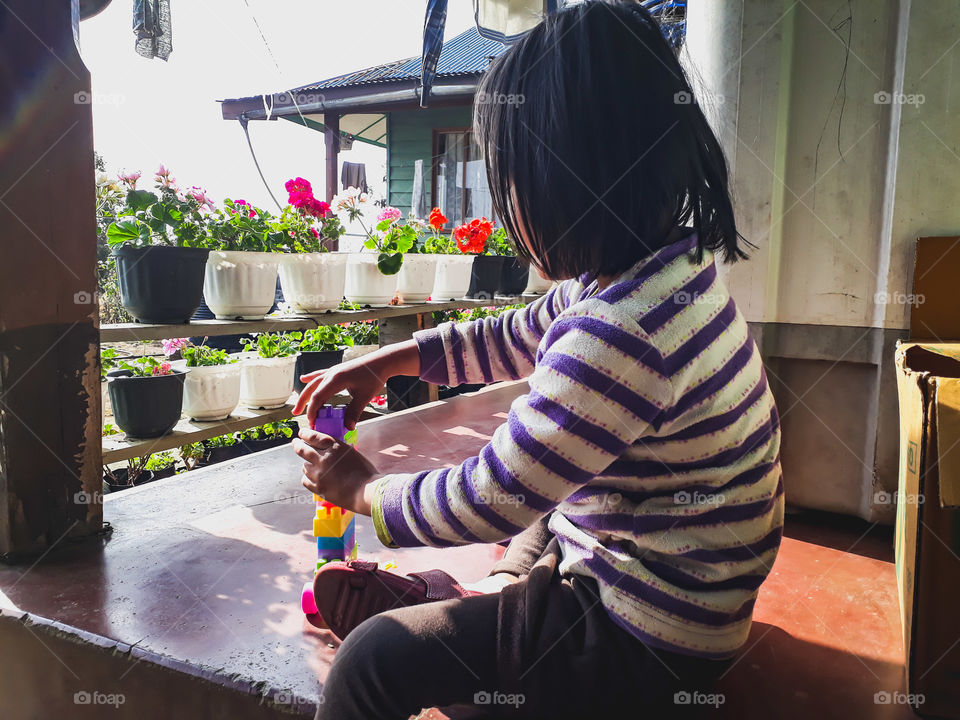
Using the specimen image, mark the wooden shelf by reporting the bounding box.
[101,391,373,464]
[103,404,298,464]
[100,295,539,343]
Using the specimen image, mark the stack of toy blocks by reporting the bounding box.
[313,498,357,569]
[302,405,358,618]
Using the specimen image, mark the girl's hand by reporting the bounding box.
[293,428,380,515]
[292,339,421,429]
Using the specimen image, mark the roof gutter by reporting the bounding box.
[223,82,478,121]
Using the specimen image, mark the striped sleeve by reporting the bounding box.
[372,301,674,548]
[414,283,573,386]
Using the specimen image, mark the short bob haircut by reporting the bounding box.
[474,0,746,281]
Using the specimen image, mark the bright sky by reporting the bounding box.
[79,0,475,210]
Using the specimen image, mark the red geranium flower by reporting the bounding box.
[428,207,448,231]
[453,217,494,254]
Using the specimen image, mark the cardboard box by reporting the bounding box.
[895,342,960,717]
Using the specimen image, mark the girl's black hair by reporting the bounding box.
[474,0,747,281]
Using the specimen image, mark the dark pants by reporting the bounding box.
[316,519,730,719]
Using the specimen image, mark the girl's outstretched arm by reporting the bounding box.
[416,282,575,387]
[370,299,672,548]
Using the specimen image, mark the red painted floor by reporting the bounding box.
[0,382,921,718]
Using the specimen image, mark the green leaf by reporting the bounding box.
[106,220,140,247]
[377,252,403,275]
[126,189,158,212]
[363,238,377,250]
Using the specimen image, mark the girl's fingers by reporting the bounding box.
[344,395,371,431]
[292,375,324,415]
[299,368,328,382]
[292,438,323,466]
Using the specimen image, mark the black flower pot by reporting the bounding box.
[497,257,528,297]
[107,369,185,438]
[113,245,210,324]
[466,255,505,300]
[201,444,249,466]
[102,468,155,493]
[151,466,177,481]
[294,350,345,393]
[241,420,299,454]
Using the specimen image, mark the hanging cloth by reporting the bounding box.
[473,0,556,44]
[341,162,368,195]
[133,0,173,61]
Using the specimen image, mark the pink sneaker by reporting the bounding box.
[308,560,479,639]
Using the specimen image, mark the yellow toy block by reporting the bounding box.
[313,506,355,538]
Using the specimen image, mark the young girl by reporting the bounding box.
[292,2,783,717]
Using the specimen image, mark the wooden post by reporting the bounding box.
[324,113,340,251]
[0,0,104,557]
[379,313,438,411]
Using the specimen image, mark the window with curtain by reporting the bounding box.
[432,129,494,228]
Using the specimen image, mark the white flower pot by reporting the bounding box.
[431,255,475,302]
[278,252,347,313]
[182,363,241,421]
[524,265,554,294]
[239,353,297,409]
[343,344,380,363]
[396,254,438,303]
[204,251,278,320]
[344,253,399,307]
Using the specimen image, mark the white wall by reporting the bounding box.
[685,0,960,330]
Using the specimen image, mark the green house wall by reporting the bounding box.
[386,105,473,217]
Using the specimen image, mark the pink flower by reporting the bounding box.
[285,177,312,195]
[152,362,173,376]
[162,337,189,355]
[189,187,215,211]
[377,207,402,224]
[309,227,320,239]
[232,199,255,217]
[118,170,141,189]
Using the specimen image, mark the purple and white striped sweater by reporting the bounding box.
[371,234,784,658]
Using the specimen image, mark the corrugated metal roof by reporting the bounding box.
[295,27,505,92]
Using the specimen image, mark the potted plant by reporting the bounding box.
[238,331,300,409]
[454,217,504,300]
[335,188,403,306]
[143,451,178,480]
[107,355,185,438]
[491,228,528,297]
[103,460,152,493]
[100,346,120,424]
[203,198,285,320]
[106,167,211,323]
[294,326,353,392]
[380,210,437,303]
[423,208,474,301]
[525,264,554,294]
[175,338,242,421]
[276,178,349,314]
[201,433,248,466]
[179,441,206,471]
[239,420,299,454]
[341,319,380,361]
